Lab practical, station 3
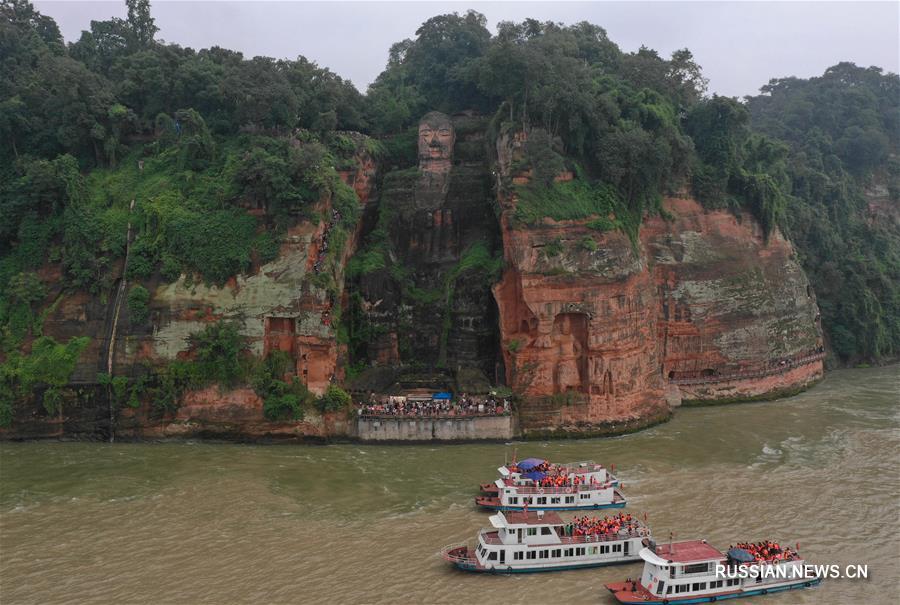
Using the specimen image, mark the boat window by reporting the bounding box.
[580,493,590,500]
[527,528,537,536]
[566,496,575,503]
[657,581,666,595]
[488,551,497,561]
[675,585,689,594]
[551,497,560,504]
[514,552,524,560]
[509,497,518,504]
[601,545,610,554]
[552,549,561,558]
[683,563,710,574]
[692,582,707,591]
[612,544,622,552]
[667,586,672,595]
[589,547,598,555]
[576,547,585,556]
[527,551,537,560]
[539,550,549,559]
[541,527,552,535]
[710,580,723,589]
[537,497,547,505]
[564,548,573,557]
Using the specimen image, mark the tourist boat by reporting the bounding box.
[477,457,625,511]
[441,510,649,573]
[478,458,619,494]
[605,539,822,603]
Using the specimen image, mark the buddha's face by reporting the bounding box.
[418,112,455,165]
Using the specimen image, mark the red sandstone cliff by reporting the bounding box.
[492,134,823,435]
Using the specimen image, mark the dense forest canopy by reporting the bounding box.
[1,0,898,375]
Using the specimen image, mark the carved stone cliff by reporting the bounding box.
[349,112,501,389]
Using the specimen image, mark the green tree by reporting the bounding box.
[125,0,158,48]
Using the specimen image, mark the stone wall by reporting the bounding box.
[356,415,514,441]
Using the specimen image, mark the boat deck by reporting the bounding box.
[606,582,742,604]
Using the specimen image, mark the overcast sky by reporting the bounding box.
[33,1,900,98]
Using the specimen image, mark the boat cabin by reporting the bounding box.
[468,511,646,571]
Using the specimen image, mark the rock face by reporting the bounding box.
[11,135,378,441]
[644,196,824,402]
[492,133,823,433]
[144,137,377,399]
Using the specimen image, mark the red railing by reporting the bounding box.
[479,528,648,546]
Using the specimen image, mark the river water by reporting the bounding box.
[1,367,897,604]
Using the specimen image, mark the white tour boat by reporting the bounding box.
[441,510,650,574]
[606,539,822,603]
[476,457,625,511]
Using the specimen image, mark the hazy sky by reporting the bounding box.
[33,1,900,98]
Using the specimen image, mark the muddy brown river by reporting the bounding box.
[1,366,897,604]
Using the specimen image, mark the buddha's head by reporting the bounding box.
[418,111,455,170]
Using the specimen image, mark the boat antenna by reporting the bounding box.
[669,531,675,554]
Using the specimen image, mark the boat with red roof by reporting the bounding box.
[476,458,625,511]
[441,510,650,573]
[605,538,822,603]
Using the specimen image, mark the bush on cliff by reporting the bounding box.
[127,285,150,324]
[253,351,312,421]
[190,321,249,387]
[0,336,90,424]
[316,385,352,412]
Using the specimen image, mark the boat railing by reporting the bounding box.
[479,528,647,546]
[556,461,604,473]
[509,483,612,495]
[557,530,647,544]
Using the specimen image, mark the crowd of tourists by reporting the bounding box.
[562,513,641,538]
[730,541,798,563]
[357,392,510,417]
[534,472,602,489]
[313,208,343,274]
[507,461,606,489]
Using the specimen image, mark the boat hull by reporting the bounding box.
[606,578,822,604]
[444,546,642,574]
[453,557,641,574]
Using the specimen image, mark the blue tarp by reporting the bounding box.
[522,471,547,481]
[517,458,546,471]
[432,392,452,400]
[727,548,756,563]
